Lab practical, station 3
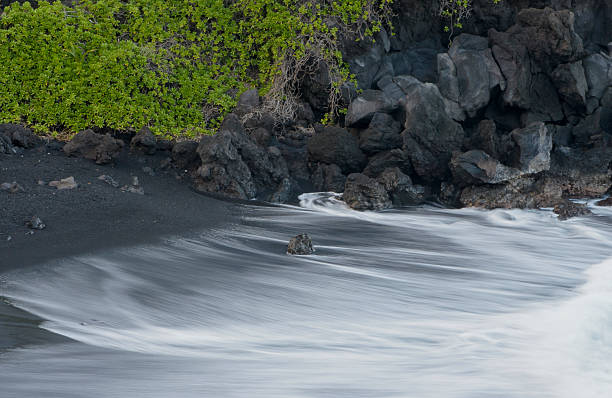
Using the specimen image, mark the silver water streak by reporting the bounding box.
[1,193,612,397]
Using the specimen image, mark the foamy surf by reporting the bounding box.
[2,194,612,397]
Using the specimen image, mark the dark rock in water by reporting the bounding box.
[459,177,563,209]
[130,127,157,155]
[343,173,392,211]
[172,140,200,170]
[402,82,464,181]
[287,233,314,255]
[510,122,552,174]
[596,197,612,207]
[551,61,588,109]
[196,113,289,202]
[64,129,124,164]
[545,146,612,198]
[26,216,46,230]
[363,148,412,178]
[345,90,399,127]
[307,126,366,174]
[0,123,41,148]
[359,113,403,155]
[49,176,78,190]
[312,163,346,193]
[553,201,592,220]
[0,181,24,193]
[376,167,425,206]
[451,150,521,186]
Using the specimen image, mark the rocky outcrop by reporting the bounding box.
[402,81,464,181]
[64,129,124,164]
[358,112,402,154]
[510,122,552,174]
[307,126,367,173]
[195,114,290,202]
[376,167,425,206]
[130,127,157,155]
[312,163,346,193]
[345,90,399,127]
[343,173,391,211]
[172,140,200,170]
[0,123,41,149]
[451,150,521,186]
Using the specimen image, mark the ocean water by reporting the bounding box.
[1,194,612,397]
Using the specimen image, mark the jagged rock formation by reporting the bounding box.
[187,3,611,217]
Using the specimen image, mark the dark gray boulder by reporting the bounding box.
[287,234,314,255]
[551,61,588,109]
[510,8,584,71]
[312,163,346,193]
[511,122,552,174]
[437,53,460,102]
[345,90,399,127]
[0,123,40,149]
[234,89,260,116]
[489,12,572,122]
[363,148,412,177]
[401,82,464,181]
[583,53,611,102]
[451,150,521,186]
[343,173,392,211]
[376,167,425,206]
[307,126,367,174]
[546,146,612,198]
[359,113,402,154]
[63,129,124,164]
[130,127,157,155]
[447,34,505,116]
[554,200,592,220]
[459,177,563,210]
[0,130,13,154]
[196,114,289,202]
[172,140,200,170]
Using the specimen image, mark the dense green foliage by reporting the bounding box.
[0,0,392,136]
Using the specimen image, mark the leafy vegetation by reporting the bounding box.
[0,0,392,136]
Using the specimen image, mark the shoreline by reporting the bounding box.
[1,142,237,273]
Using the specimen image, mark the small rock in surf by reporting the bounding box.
[287,234,314,255]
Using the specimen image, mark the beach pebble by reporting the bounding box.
[287,234,314,255]
[49,176,78,190]
[26,216,46,230]
[121,176,144,195]
[1,181,24,193]
[98,174,119,188]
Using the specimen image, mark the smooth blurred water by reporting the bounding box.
[1,194,612,397]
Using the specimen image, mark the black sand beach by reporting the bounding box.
[1,142,237,351]
[1,142,234,272]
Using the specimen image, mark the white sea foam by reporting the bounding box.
[2,194,612,397]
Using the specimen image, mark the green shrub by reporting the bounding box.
[0,0,392,137]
